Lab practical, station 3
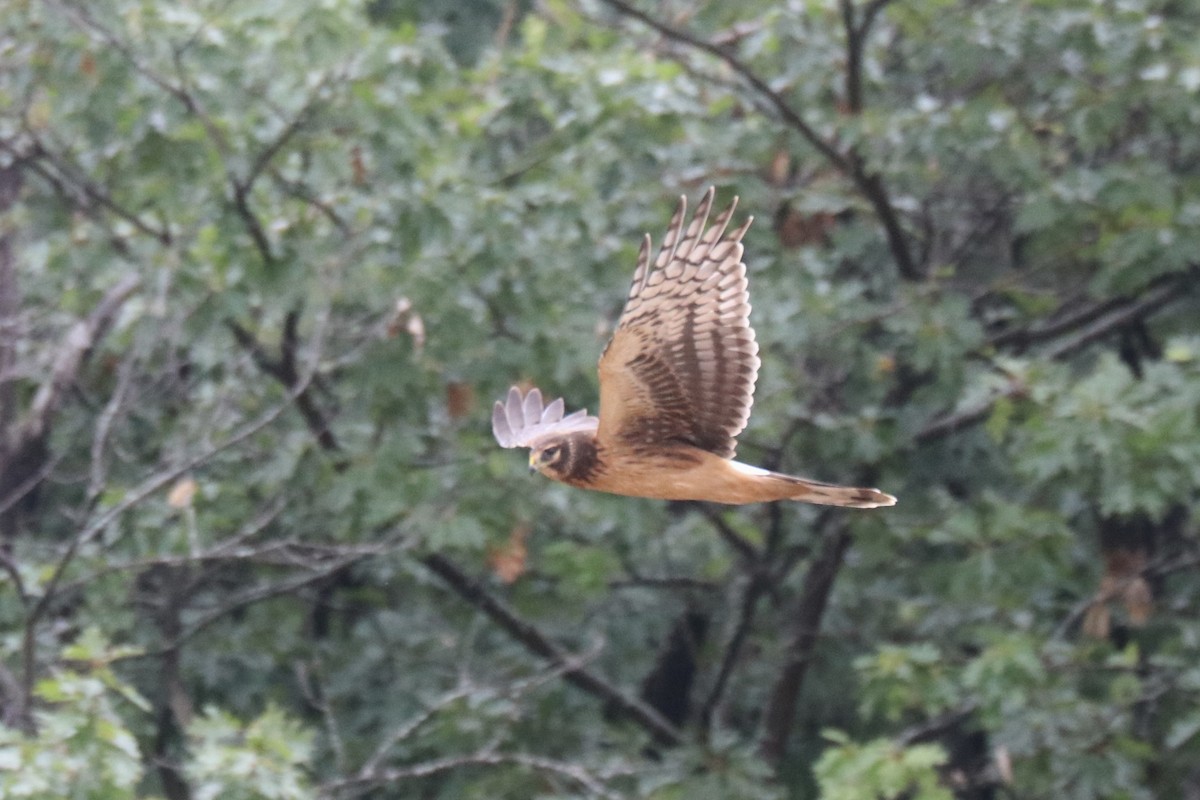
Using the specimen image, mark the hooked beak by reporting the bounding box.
[528,451,539,474]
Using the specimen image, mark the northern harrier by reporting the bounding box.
[492,188,896,508]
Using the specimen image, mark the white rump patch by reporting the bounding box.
[729,460,771,477]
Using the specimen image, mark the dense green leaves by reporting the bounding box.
[1,0,1198,798]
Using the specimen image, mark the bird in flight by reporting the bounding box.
[492,188,895,508]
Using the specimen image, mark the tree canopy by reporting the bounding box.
[1,0,1198,798]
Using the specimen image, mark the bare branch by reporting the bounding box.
[87,345,138,502]
[20,371,323,716]
[699,506,759,562]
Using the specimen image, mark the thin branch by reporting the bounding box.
[227,313,342,452]
[120,548,387,662]
[598,0,849,172]
[22,273,141,444]
[295,658,346,773]
[358,686,475,776]
[759,524,852,764]
[324,749,624,800]
[599,0,920,279]
[87,345,138,502]
[916,266,1196,445]
[1054,546,1200,640]
[268,169,350,235]
[230,178,276,265]
[1044,276,1189,359]
[840,0,863,114]
[699,571,767,732]
[914,393,1006,445]
[0,163,23,440]
[20,374,317,714]
[0,451,61,518]
[609,575,719,592]
[2,138,172,245]
[421,552,682,745]
[699,506,759,562]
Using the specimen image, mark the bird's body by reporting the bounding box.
[493,188,895,509]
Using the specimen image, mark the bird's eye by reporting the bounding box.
[543,446,560,461]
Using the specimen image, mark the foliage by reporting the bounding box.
[814,731,950,800]
[0,634,147,799]
[1,0,1198,798]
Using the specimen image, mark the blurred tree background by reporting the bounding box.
[1,0,1198,797]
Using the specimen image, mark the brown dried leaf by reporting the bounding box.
[385,297,425,354]
[774,205,834,249]
[446,381,475,421]
[351,145,367,186]
[167,477,197,509]
[488,524,529,585]
[1123,577,1153,626]
[1081,602,1110,640]
[766,148,791,187]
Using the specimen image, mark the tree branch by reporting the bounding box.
[1,138,173,246]
[227,314,342,452]
[599,0,920,279]
[420,552,682,745]
[916,266,1197,445]
[22,274,141,444]
[699,571,767,732]
[0,163,23,441]
[759,524,852,764]
[325,748,624,800]
[597,0,850,172]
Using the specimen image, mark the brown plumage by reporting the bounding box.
[492,188,896,508]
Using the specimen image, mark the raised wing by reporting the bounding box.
[596,188,760,459]
[492,386,598,449]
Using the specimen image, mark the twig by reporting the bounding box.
[296,658,346,773]
[20,374,318,715]
[87,345,138,502]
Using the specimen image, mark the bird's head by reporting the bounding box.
[528,433,601,485]
[529,439,570,478]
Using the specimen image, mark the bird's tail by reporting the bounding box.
[771,473,896,509]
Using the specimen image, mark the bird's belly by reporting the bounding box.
[584,449,768,504]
